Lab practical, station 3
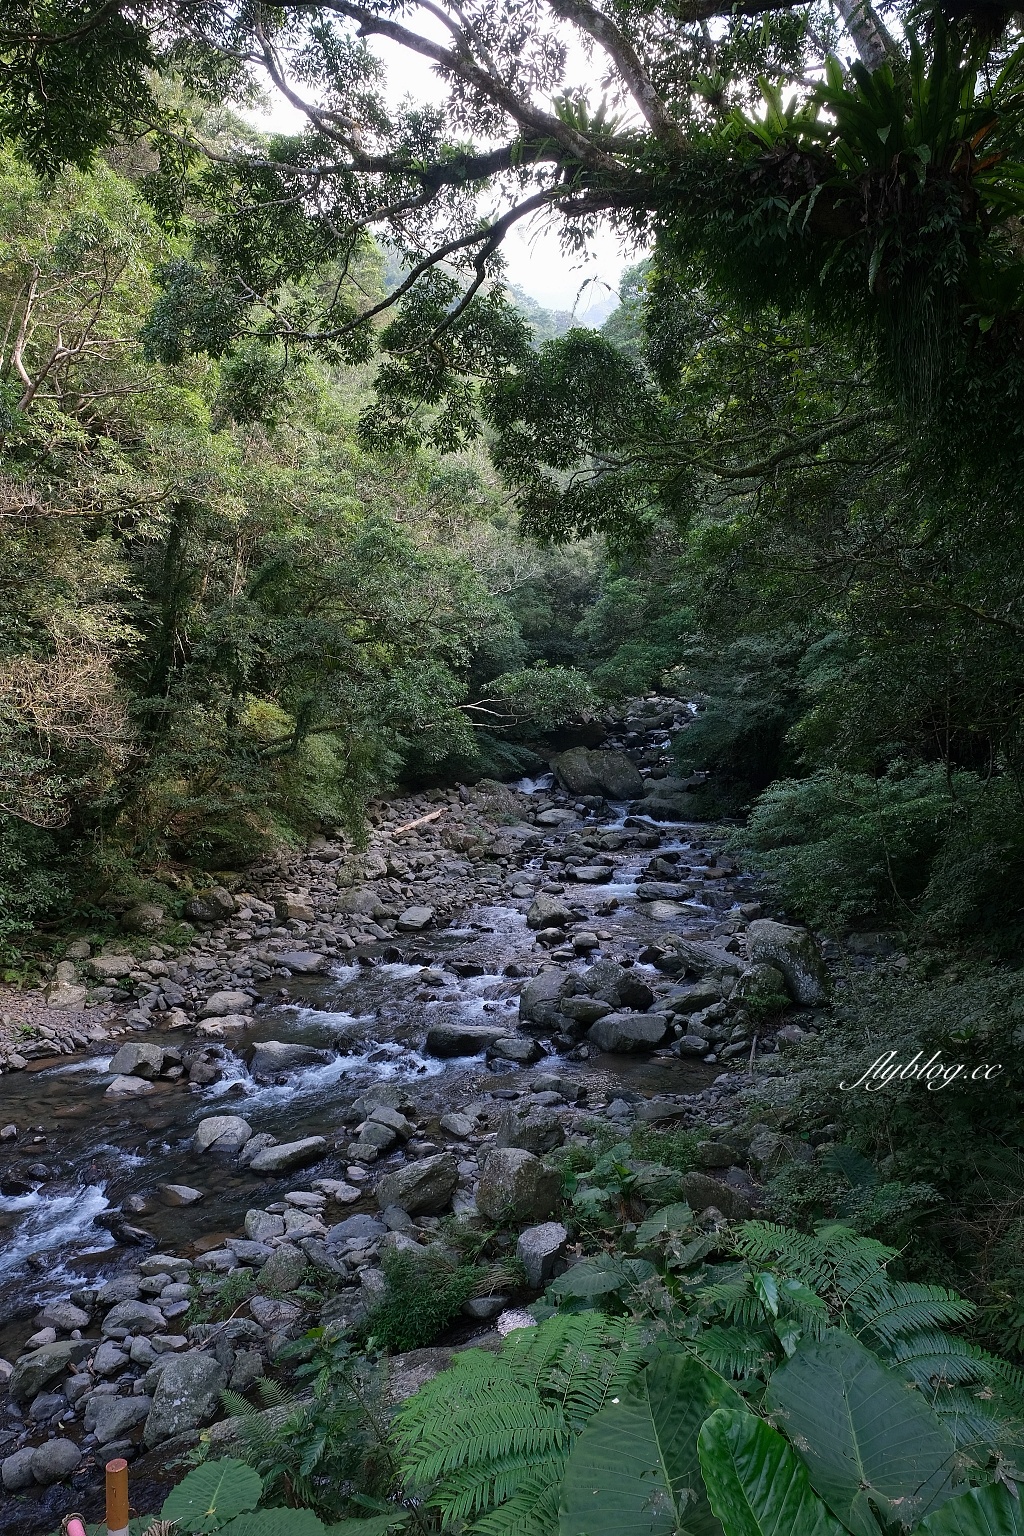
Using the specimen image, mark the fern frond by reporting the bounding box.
[396,1312,643,1531]
[887,1333,992,1388]
[472,1462,566,1536]
[854,1281,975,1343]
[690,1324,775,1379]
[697,1280,764,1328]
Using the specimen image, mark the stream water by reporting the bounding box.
[0,808,748,1363]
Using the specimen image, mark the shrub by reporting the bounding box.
[739,764,1024,946]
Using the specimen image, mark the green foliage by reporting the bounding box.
[187,1269,258,1326]
[222,1332,393,1519]
[395,1312,645,1536]
[161,1460,262,1533]
[559,1351,746,1536]
[765,1331,957,1534]
[366,1249,480,1353]
[739,765,1024,941]
[697,1408,846,1536]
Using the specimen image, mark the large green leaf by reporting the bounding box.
[558,1350,745,1536]
[765,1330,957,1536]
[697,1408,848,1536]
[218,1513,326,1536]
[323,1516,410,1536]
[162,1460,263,1534]
[913,1483,1024,1536]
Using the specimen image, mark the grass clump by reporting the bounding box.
[365,1249,480,1352]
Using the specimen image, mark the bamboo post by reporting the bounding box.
[106,1457,130,1536]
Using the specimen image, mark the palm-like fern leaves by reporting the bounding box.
[394,1314,644,1536]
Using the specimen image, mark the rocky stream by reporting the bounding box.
[0,697,835,1535]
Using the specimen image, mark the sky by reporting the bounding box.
[252,21,640,316]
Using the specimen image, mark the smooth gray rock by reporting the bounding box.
[8,1340,90,1404]
[245,1209,286,1241]
[143,1352,226,1447]
[107,1041,166,1078]
[159,1183,205,1206]
[276,951,329,973]
[2,1448,36,1491]
[199,989,253,1019]
[396,906,434,931]
[517,1222,569,1289]
[526,893,573,930]
[88,953,134,979]
[496,1104,565,1154]
[587,1011,669,1053]
[518,968,576,1027]
[37,1300,91,1332]
[92,1340,129,1377]
[102,1299,165,1337]
[105,1073,155,1097]
[560,996,612,1025]
[488,1036,545,1064]
[746,920,830,1006]
[477,1148,560,1223]
[326,1214,388,1247]
[248,1135,327,1174]
[375,1153,458,1216]
[225,1239,275,1265]
[91,1393,152,1445]
[30,1439,82,1485]
[194,1114,253,1154]
[28,1390,65,1421]
[250,1040,332,1076]
[425,1023,505,1058]
[257,1243,307,1292]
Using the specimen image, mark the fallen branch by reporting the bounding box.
[391,808,444,836]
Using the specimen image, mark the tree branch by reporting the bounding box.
[550,0,686,149]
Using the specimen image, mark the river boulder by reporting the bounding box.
[587,1011,670,1053]
[495,1104,564,1154]
[375,1153,458,1215]
[526,893,574,930]
[247,1136,328,1174]
[194,1114,253,1154]
[107,1041,166,1079]
[8,1341,90,1404]
[518,968,576,1027]
[425,1023,506,1058]
[184,886,236,924]
[477,1148,560,1222]
[29,1439,82,1485]
[121,902,166,934]
[551,747,643,800]
[87,953,134,980]
[746,919,830,1006]
[199,989,253,1018]
[104,1073,155,1098]
[249,1040,332,1076]
[143,1351,226,1446]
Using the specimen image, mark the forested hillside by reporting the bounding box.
[0,142,607,956]
[3,3,1024,1534]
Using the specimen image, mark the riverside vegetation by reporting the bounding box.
[3,0,1024,1532]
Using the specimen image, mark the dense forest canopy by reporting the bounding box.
[2,0,1024,954]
